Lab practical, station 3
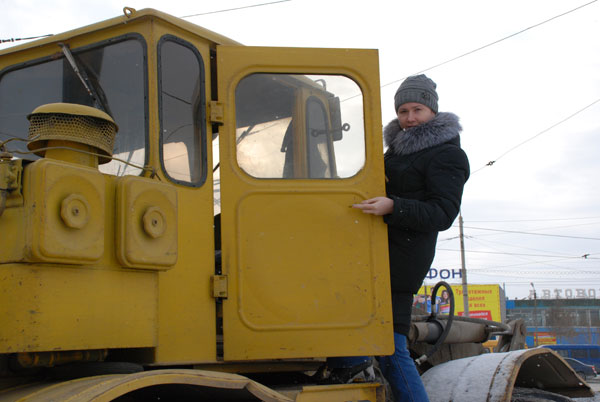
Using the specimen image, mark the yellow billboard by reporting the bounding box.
[534,331,557,345]
[414,284,502,322]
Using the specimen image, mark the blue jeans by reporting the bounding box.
[378,333,429,402]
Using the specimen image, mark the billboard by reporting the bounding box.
[533,331,557,345]
[414,284,503,322]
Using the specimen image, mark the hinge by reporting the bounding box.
[211,275,228,299]
[209,101,224,125]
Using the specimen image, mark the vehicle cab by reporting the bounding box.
[0,7,392,369]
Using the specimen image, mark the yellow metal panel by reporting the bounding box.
[294,383,381,402]
[0,13,218,366]
[153,184,217,363]
[115,176,177,269]
[0,264,157,353]
[147,21,218,364]
[0,369,293,402]
[25,159,104,263]
[0,370,383,401]
[236,192,377,330]
[0,206,26,262]
[0,8,240,58]
[217,46,393,360]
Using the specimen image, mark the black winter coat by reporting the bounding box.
[382,112,469,335]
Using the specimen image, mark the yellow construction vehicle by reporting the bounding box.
[0,8,594,401]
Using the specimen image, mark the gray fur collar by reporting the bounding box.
[384,112,462,156]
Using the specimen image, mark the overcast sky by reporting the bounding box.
[2,0,599,299]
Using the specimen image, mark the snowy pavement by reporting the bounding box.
[575,378,600,401]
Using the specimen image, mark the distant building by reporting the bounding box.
[506,299,600,347]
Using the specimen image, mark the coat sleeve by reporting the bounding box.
[383,145,469,232]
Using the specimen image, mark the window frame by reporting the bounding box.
[157,34,207,187]
[305,95,337,178]
[0,33,149,171]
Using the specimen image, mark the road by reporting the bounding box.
[576,378,600,401]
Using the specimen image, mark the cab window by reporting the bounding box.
[235,73,365,179]
[0,35,147,175]
[158,36,206,185]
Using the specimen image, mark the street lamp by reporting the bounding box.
[531,282,538,347]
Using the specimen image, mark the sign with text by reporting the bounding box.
[414,284,502,322]
[531,288,599,299]
[533,331,557,345]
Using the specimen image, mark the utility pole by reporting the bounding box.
[459,212,469,317]
[531,282,538,347]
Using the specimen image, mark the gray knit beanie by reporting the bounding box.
[394,74,439,113]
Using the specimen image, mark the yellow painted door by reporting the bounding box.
[216,46,393,360]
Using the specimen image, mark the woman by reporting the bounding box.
[354,74,469,401]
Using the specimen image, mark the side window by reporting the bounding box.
[572,349,587,359]
[158,36,206,185]
[235,73,365,179]
[590,311,600,327]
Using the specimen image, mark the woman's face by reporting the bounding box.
[396,102,436,129]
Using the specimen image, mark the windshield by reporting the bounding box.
[0,36,147,175]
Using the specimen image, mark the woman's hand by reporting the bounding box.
[352,197,394,215]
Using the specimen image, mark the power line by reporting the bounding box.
[466,237,550,262]
[471,270,600,282]
[465,237,600,268]
[474,258,580,270]
[469,270,600,280]
[468,267,600,274]
[380,0,599,89]
[432,258,586,273]
[467,235,579,257]
[464,238,585,269]
[2,1,293,45]
[472,97,600,174]
[181,0,291,18]
[500,280,600,285]
[436,248,598,260]
[435,253,599,270]
[438,253,599,268]
[462,225,600,241]
[1,34,53,44]
[466,216,600,223]
[451,221,600,241]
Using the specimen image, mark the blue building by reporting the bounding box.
[505,299,600,347]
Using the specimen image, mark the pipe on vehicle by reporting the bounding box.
[410,320,487,345]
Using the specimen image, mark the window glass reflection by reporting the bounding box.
[159,37,206,185]
[235,73,365,179]
[0,37,146,176]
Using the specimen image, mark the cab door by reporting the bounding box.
[216,46,393,360]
